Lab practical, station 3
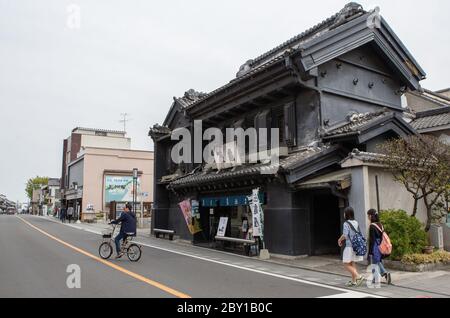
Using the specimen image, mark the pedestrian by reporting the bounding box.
[67,206,74,223]
[60,206,67,223]
[241,214,249,239]
[338,207,365,287]
[367,209,392,285]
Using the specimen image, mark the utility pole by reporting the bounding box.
[119,113,131,134]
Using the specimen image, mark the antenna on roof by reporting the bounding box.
[119,113,132,134]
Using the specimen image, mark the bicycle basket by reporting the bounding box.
[102,229,113,238]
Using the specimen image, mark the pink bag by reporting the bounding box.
[372,224,392,256]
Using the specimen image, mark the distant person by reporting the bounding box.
[110,203,136,259]
[338,207,365,287]
[367,209,392,285]
[67,206,74,223]
[60,206,67,223]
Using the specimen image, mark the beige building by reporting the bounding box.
[66,147,154,222]
[61,127,132,192]
[61,127,154,223]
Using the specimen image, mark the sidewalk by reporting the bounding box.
[267,255,450,296]
[44,216,450,298]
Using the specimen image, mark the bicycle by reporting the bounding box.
[98,224,142,262]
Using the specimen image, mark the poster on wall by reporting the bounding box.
[217,217,229,237]
[179,199,202,235]
[104,175,141,203]
[191,200,200,219]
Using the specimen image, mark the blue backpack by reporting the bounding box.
[346,221,367,256]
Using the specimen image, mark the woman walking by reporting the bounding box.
[367,209,392,284]
[338,207,364,287]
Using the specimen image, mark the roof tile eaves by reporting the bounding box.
[187,55,286,109]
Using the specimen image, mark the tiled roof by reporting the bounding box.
[411,108,450,131]
[185,54,287,111]
[323,110,390,137]
[245,2,365,73]
[186,2,368,110]
[168,145,332,188]
[343,149,387,164]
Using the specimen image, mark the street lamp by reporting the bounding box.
[132,168,138,216]
[73,183,81,224]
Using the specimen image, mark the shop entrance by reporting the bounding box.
[195,205,251,249]
[311,192,342,256]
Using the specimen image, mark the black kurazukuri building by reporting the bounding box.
[149,3,426,256]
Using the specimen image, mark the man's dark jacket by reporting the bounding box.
[112,212,136,234]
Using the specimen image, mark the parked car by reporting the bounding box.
[6,207,17,215]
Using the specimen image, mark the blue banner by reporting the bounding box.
[200,193,265,207]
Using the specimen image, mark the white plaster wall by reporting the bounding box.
[347,166,371,234]
[367,167,427,225]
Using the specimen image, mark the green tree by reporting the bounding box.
[25,176,49,200]
[378,135,450,231]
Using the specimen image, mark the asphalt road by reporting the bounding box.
[0,215,373,298]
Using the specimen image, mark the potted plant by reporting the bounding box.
[423,234,435,254]
[422,245,434,254]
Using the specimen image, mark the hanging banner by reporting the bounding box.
[178,199,202,235]
[217,217,229,237]
[248,188,263,237]
[191,199,202,234]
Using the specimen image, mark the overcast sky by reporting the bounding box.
[0,0,449,202]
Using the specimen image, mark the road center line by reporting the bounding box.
[16,216,191,299]
[42,216,381,298]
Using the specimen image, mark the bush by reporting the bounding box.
[401,251,450,265]
[379,209,427,260]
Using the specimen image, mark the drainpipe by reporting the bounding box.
[375,175,381,213]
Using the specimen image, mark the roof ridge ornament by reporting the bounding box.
[332,2,364,28]
[183,89,207,101]
[236,59,254,78]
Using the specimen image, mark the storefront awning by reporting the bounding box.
[296,169,351,190]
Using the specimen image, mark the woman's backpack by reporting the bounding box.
[372,223,392,257]
[346,221,368,256]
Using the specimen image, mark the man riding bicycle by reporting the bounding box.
[110,203,137,259]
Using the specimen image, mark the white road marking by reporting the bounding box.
[38,216,383,298]
[320,291,372,298]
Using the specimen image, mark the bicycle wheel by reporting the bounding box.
[99,242,113,259]
[127,244,142,262]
